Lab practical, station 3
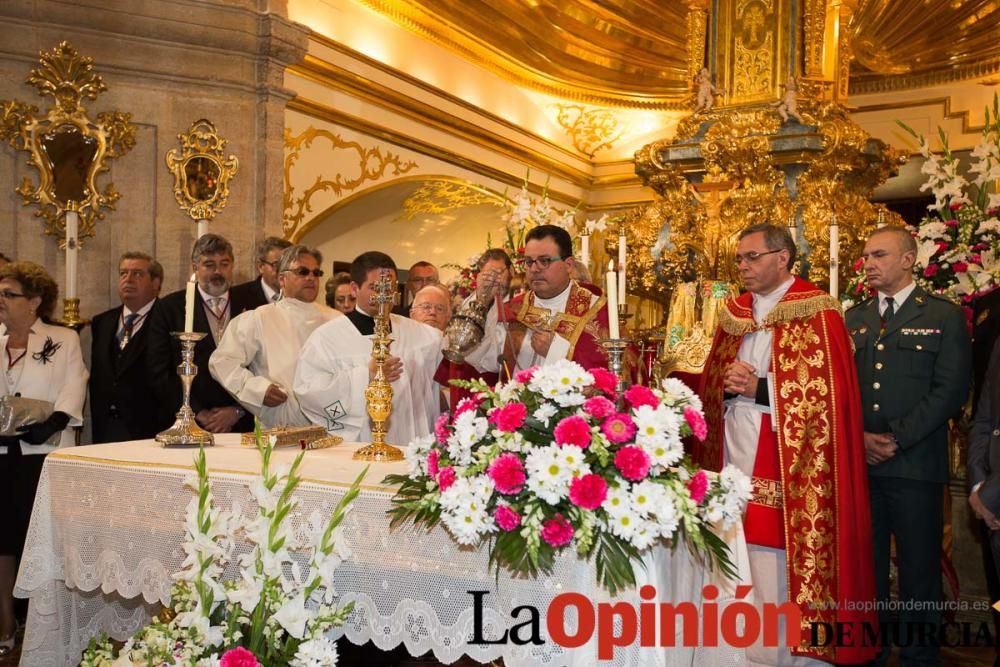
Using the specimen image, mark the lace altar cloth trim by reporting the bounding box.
[15,440,748,666]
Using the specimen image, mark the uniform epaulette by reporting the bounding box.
[845,297,874,312]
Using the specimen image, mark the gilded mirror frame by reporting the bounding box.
[165,119,239,221]
[0,41,135,243]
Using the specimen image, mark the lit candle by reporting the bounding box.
[877,209,886,228]
[184,273,197,333]
[197,219,208,239]
[580,233,590,268]
[618,230,627,303]
[65,210,78,299]
[829,215,840,298]
[606,260,620,339]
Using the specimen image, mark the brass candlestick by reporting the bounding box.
[156,331,214,447]
[56,297,89,331]
[354,270,404,462]
[599,337,631,410]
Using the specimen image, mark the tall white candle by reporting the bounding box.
[829,216,840,297]
[184,273,197,333]
[65,210,78,299]
[605,260,620,339]
[197,219,208,239]
[580,234,590,268]
[877,209,886,228]
[618,230,627,303]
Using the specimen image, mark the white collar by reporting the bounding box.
[751,276,795,322]
[197,285,230,303]
[122,298,156,319]
[878,281,916,309]
[261,279,278,302]
[534,281,573,309]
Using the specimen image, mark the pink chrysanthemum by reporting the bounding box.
[487,453,527,495]
[494,504,521,531]
[614,446,651,481]
[688,470,709,504]
[220,648,260,667]
[684,406,708,441]
[569,474,609,510]
[489,402,528,432]
[553,415,591,448]
[601,412,637,444]
[583,396,616,420]
[540,513,574,547]
[624,385,659,410]
[434,414,450,444]
[589,367,618,397]
[514,366,538,384]
[426,449,440,478]
[437,466,456,492]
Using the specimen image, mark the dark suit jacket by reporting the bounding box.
[846,285,971,483]
[89,301,162,442]
[229,278,269,311]
[972,287,1000,408]
[146,287,256,432]
[969,339,1000,506]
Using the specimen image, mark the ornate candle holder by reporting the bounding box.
[56,297,89,331]
[354,270,404,462]
[156,331,214,447]
[599,337,631,409]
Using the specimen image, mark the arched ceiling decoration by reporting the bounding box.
[356,0,1000,108]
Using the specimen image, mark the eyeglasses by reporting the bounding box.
[413,303,449,314]
[286,267,324,278]
[733,249,783,266]
[0,290,26,300]
[523,256,565,270]
[261,260,279,269]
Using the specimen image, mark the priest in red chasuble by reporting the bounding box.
[464,224,611,377]
[694,223,877,665]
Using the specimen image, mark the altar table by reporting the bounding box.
[14,438,748,666]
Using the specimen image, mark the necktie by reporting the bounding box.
[118,313,138,349]
[271,292,279,303]
[209,297,223,313]
[883,296,895,322]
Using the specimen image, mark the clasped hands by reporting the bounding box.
[970,487,1000,531]
[723,360,759,399]
[864,432,898,465]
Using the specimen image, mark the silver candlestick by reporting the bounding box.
[599,337,630,409]
[156,331,214,447]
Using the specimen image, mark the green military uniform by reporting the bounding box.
[846,284,971,666]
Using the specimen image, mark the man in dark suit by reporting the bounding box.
[89,252,164,443]
[846,225,971,666]
[398,260,439,317]
[147,234,255,433]
[229,236,291,310]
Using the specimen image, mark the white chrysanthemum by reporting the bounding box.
[440,475,495,544]
[525,444,572,505]
[291,637,339,667]
[533,402,558,426]
[607,510,639,541]
[650,488,680,538]
[602,484,632,518]
[629,518,660,550]
[406,434,435,477]
[558,445,591,479]
[717,464,752,528]
[658,377,699,409]
[529,359,593,407]
[977,218,1000,236]
[447,411,488,465]
[630,480,666,518]
[632,404,681,449]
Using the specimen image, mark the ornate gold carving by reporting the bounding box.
[283,125,419,235]
[165,119,239,222]
[686,0,711,81]
[551,104,624,158]
[0,42,135,244]
[398,180,503,221]
[731,0,775,100]
[802,0,826,78]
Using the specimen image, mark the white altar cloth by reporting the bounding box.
[14,437,748,666]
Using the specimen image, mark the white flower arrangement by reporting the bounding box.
[82,425,366,667]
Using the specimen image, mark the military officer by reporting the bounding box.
[846,225,971,666]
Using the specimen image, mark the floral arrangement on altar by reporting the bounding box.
[841,97,1000,310]
[384,360,751,594]
[444,174,609,299]
[81,428,365,667]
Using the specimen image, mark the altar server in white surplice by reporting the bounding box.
[294,251,443,445]
[210,245,339,428]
